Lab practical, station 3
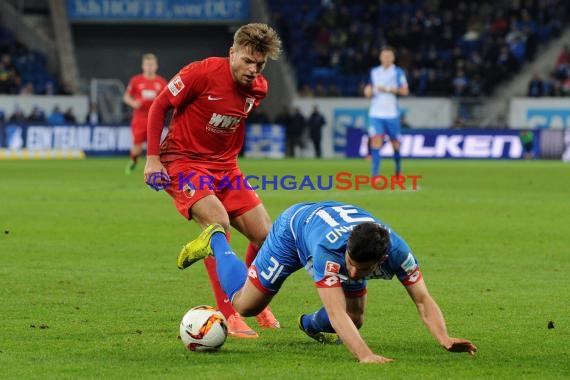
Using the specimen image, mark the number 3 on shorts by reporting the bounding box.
[260,256,284,284]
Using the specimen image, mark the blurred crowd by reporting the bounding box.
[0,24,109,125]
[527,44,570,96]
[269,0,568,97]
[0,105,80,125]
[0,26,67,96]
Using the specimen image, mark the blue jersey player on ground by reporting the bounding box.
[364,46,409,177]
[177,201,477,363]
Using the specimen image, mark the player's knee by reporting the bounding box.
[371,135,384,149]
[193,208,230,231]
[219,221,231,233]
[206,217,231,233]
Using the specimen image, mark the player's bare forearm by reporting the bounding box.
[318,288,392,363]
[415,299,478,354]
[406,280,451,345]
[123,93,141,109]
[332,318,393,363]
[330,311,372,358]
[398,86,410,96]
[407,281,477,355]
[415,295,451,346]
[387,87,409,96]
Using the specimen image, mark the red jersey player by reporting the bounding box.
[123,53,167,174]
[144,23,282,338]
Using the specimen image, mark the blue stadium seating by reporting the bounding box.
[0,26,58,95]
[267,0,567,97]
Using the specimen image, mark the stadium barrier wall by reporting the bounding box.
[509,98,570,129]
[1,124,132,157]
[3,123,562,160]
[539,129,569,159]
[346,127,534,160]
[0,95,89,122]
[0,123,284,159]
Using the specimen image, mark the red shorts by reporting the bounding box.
[163,161,262,220]
[131,116,147,145]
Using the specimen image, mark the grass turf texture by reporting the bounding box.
[0,157,568,379]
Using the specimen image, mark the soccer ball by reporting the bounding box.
[179,305,228,352]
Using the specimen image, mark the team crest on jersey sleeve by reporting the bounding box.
[168,76,184,96]
[325,261,341,276]
[315,260,342,288]
[244,97,255,113]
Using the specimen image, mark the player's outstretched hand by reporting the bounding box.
[359,354,394,364]
[444,338,477,355]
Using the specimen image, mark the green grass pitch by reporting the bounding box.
[1,157,568,379]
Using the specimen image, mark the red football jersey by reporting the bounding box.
[126,74,168,118]
[151,57,267,169]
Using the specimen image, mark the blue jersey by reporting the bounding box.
[368,64,408,119]
[250,201,422,295]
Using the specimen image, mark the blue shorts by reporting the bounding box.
[368,117,401,140]
[249,204,367,296]
[249,205,303,294]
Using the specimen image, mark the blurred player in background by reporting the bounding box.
[519,130,534,160]
[123,53,167,174]
[307,105,326,158]
[144,23,282,338]
[364,46,409,177]
[177,201,477,363]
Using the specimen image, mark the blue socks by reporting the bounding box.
[210,232,247,300]
[394,149,401,175]
[372,147,402,176]
[371,148,381,176]
[301,307,335,333]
